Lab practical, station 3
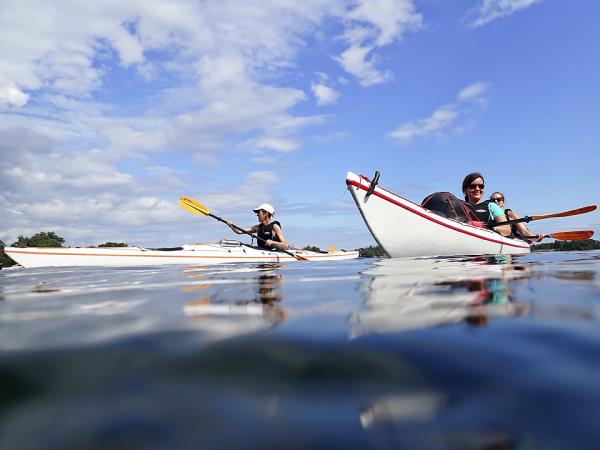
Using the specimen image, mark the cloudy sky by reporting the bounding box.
[1,0,598,249]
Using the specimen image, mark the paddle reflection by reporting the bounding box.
[350,256,531,336]
[183,263,285,339]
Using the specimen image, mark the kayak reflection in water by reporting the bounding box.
[227,203,288,251]
[490,191,544,242]
[182,265,286,336]
[438,277,530,327]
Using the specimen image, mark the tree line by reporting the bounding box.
[1,232,127,268]
[531,239,600,252]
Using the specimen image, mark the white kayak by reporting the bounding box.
[346,171,530,258]
[4,240,359,268]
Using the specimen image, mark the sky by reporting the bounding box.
[1,0,599,250]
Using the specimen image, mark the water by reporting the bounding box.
[1,251,600,449]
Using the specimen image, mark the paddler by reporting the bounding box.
[462,172,512,236]
[489,192,543,242]
[226,203,289,251]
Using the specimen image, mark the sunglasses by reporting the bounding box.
[491,197,504,203]
[468,183,485,190]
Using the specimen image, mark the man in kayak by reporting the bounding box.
[227,203,289,251]
[489,192,543,242]
[462,172,512,236]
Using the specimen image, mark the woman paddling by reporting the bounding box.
[489,192,544,242]
[462,172,512,237]
[227,203,288,251]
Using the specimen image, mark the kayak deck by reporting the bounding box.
[4,240,359,268]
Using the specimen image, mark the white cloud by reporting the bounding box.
[335,45,391,86]
[467,0,543,28]
[253,137,299,153]
[336,0,422,86]
[311,82,340,105]
[344,0,422,47]
[457,82,489,102]
[389,106,459,143]
[0,84,29,108]
[389,81,489,143]
[0,1,426,247]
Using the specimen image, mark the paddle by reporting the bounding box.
[520,230,595,241]
[179,196,308,261]
[492,205,597,228]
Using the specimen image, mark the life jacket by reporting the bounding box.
[421,192,485,227]
[503,208,519,238]
[257,221,282,250]
[469,200,495,228]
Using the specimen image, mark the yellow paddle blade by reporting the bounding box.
[327,245,337,253]
[179,196,209,215]
[179,199,206,217]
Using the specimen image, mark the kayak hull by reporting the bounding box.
[346,171,530,258]
[4,241,359,268]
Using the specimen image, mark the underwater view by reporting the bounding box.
[2,250,600,449]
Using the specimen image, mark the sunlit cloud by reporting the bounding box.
[389,106,459,143]
[389,82,489,143]
[466,0,543,28]
[458,82,489,101]
[0,0,426,246]
[311,82,340,105]
[336,0,422,86]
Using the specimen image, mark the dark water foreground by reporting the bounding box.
[1,251,600,450]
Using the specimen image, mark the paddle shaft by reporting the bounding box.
[492,215,535,227]
[492,205,597,228]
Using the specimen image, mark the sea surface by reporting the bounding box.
[1,250,600,450]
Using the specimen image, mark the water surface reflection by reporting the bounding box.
[352,256,532,336]
[183,263,285,339]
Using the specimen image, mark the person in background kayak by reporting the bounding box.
[227,203,289,251]
[462,172,512,236]
[489,192,544,242]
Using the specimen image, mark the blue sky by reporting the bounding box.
[1,0,598,250]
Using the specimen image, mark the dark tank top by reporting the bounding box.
[257,221,281,250]
[469,200,494,228]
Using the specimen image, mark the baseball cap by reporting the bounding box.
[253,203,275,215]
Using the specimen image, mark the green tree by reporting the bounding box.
[98,242,128,247]
[0,240,16,268]
[11,231,65,248]
[356,245,388,258]
[531,239,600,252]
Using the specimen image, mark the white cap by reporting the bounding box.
[253,203,275,215]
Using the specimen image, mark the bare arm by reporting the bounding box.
[226,221,258,235]
[507,210,543,242]
[493,214,512,237]
[266,224,288,250]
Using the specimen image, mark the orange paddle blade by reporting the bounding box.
[532,205,597,221]
[547,230,594,241]
[522,230,595,241]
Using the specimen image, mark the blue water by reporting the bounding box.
[1,251,600,449]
